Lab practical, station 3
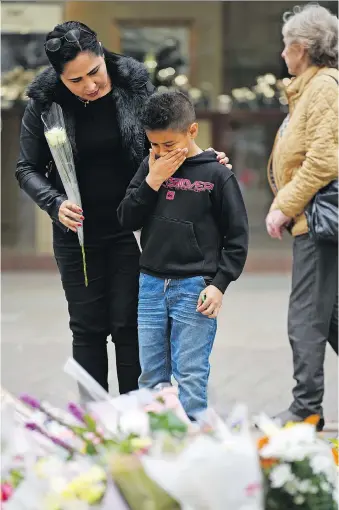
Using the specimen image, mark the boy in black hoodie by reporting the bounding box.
[118,91,248,418]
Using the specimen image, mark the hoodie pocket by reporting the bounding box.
[140,215,204,273]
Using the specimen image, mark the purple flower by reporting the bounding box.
[25,422,42,432]
[68,402,85,423]
[25,422,75,454]
[50,435,74,453]
[20,394,41,410]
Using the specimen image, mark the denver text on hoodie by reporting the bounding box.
[118,151,249,293]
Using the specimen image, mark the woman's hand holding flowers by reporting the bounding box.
[59,200,84,233]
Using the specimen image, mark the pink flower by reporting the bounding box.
[1,483,13,502]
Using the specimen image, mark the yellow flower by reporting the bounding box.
[34,459,47,478]
[87,465,106,482]
[61,485,77,500]
[45,494,62,510]
[78,482,105,504]
[283,415,321,429]
[130,437,152,451]
[284,421,297,429]
[60,466,106,503]
[303,415,321,426]
[61,481,105,504]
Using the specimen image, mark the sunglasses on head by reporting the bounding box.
[45,28,93,53]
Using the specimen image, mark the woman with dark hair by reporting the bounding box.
[16,21,229,397]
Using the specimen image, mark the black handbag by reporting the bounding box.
[305,74,338,244]
[305,180,338,244]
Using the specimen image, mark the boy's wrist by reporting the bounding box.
[211,273,230,294]
[146,174,162,191]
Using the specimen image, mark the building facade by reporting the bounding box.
[1,0,337,269]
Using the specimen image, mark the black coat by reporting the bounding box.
[15,50,154,231]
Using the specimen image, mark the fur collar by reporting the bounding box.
[27,50,151,171]
[27,50,150,106]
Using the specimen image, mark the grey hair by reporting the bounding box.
[282,3,338,68]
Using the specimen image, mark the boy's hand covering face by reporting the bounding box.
[197,285,223,318]
[146,147,188,191]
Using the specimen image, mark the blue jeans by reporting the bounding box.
[138,274,217,418]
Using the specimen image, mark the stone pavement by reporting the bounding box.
[1,272,337,427]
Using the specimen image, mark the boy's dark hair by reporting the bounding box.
[45,21,101,75]
[142,90,196,132]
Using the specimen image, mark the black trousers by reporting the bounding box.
[53,228,141,395]
[288,234,338,418]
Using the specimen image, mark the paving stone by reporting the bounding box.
[1,272,337,425]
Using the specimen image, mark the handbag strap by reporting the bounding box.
[325,74,338,85]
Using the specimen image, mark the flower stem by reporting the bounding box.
[81,245,88,287]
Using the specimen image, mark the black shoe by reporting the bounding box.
[273,410,325,432]
[316,418,325,432]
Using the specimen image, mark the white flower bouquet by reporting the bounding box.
[256,415,338,510]
[4,361,338,510]
[42,103,88,286]
[142,404,264,510]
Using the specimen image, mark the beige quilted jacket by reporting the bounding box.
[268,66,338,237]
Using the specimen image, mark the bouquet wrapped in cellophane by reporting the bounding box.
[42,102,88,286]
[2,360,338,510]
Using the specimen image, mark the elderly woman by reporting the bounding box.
[266,4,338,430]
